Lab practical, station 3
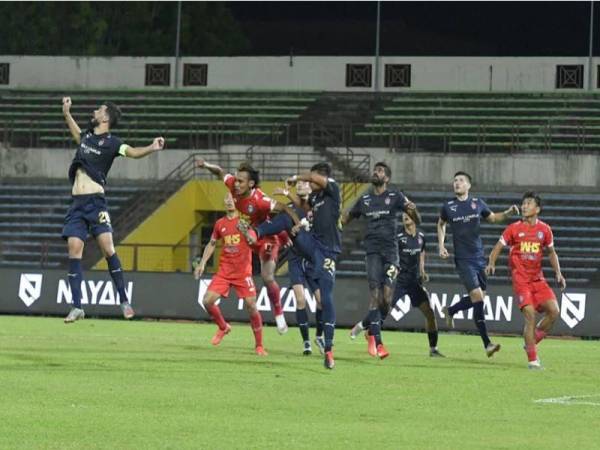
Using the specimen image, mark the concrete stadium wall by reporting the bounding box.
[2,145,600,190]
[0,55,596,92]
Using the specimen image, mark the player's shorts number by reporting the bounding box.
[98,211,111,225]
[386,265,399,281]
[323,258,336,273]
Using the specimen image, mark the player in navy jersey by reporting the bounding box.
[61,97,164,323]
[353,212,444,356]
[437,171,519,357]
[344,162,420,359]
[239,162,341,369]
[273,180,323,355]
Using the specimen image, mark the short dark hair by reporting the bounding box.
[238,162,260,187]
[522,191,542,208]
[103,101,122,128]
[374,161,392,178]
[454,171,472,184]
[310,162,332,177]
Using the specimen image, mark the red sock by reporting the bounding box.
[525,344,537,362]
[207,305,227,330]
[535,328,547,344]
[250,312,263,347]
[266,281,283,316]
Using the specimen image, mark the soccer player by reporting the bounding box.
[195,158,300,335]
[61,97,164,323]
[437,171,519,357]
[240,162,342,369]
[485,192,565,369]
[354,212,444,357]
[193,194,267,356]
[274,181,323,355]
[344,162,420,359]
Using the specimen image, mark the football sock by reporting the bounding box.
[250,311,263,347]
[448,295,473,316]
[266,281,283,316]
[296,307,310,342]
[207,304,227,330]
[68,258,83,309]
[473,302,491,348]
[106,253,129,303]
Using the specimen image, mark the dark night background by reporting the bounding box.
[0,1,595,56]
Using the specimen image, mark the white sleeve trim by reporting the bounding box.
[223,173,234,182]
[547,241,554,248]
[499,237,508,246]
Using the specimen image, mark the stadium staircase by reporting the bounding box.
[338,190,600,287]
[0,89,318,149]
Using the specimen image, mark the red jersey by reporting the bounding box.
[500,219,554,282]
[224,174,276,227]
[211,215,253,278]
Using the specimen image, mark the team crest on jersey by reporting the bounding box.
[518,232,525,237]
[221,227,226,233]
[385,197,391,205]
[98,139,104,146]
[471,202,477,210]
[247,204,255,214]
[537,231,544,240]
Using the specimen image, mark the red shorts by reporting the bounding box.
[513,278,556,312]
[253,235,280,262]
[208,273,256,299]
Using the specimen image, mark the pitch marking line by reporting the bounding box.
[534,394,600,406]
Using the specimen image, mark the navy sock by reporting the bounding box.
[379,302,390,327]
[68,258,83,309]
[368,309,382,346]
[319,275,335,352]
[448,295,473,316]
[296,307,310,342]
[106,253,129,304]
[473,301,491,348]
[315,308,323,337]
[361,314,369,330]
[428,331,438,349]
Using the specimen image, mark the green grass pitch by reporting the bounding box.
[1,316,599,449]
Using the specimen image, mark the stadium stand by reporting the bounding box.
[0,180,144,268]
[355,92,600,152]
[338,190,600,287]
[0,89,318,149]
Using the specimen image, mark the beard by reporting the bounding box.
[371,176,385,186]
[89,117,100,128]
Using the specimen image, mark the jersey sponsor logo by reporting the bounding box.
[57,279,133,305]
[223,234,241,246]
[363,199,371,207]
[18,273,43,307]
[452,213,479,223]
[80,142,101,155]
[560,292,586,329]
[519,241,541,253]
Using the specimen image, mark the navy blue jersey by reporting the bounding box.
[349,189,408,254]
[439,196,491,260]
[68,130,126,186]
[397,229,426,281]
[309,178,342,254]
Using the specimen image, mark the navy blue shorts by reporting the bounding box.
[288,251,319,292]
[455,258,487,292]
[62,194,113,241]
[394,278,429,308]
[365,252,399,289]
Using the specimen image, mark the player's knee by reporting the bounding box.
[522,308,536,323]
[244,299,257,314]
[547,304,559,322]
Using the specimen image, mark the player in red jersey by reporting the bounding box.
[486,192,565,369]
[194,194,267,356]
[195,158,300,335]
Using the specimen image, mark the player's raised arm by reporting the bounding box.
[485,239,505,276]
[437,217,449,259]
[486,204,520,223]
[404,197,422,225]
[62,97,81,144]
[547,246,566,290]
[196,158,226,180]
[122,137,165,159]
[194,238,217,280]
[291,172,328,190]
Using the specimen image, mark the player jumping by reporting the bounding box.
[61,97,164,323]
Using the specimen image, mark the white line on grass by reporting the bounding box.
[534,394,600,406]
